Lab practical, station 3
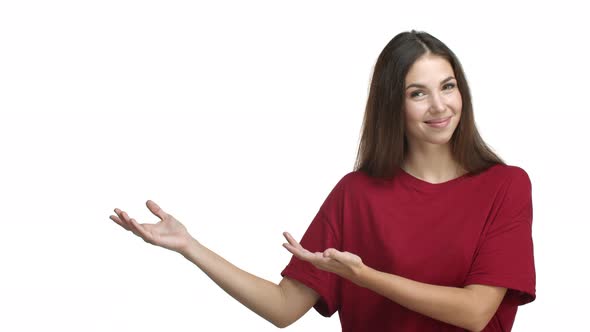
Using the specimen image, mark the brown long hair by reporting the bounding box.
[353,30,505,179]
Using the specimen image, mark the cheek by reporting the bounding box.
[452,92,463,111]
[404,102,428,121]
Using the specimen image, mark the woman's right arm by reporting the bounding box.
[110,200,319,328]
[180,238,319,328]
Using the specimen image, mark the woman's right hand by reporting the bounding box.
[110,200,319,328]
[110,200,194,253]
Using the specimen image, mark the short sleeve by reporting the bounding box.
[464,167,536,305]
[280,176,347,317]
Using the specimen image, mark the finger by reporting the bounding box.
[283,243,323,266]
[109,214,131,231]
[146,200,168,220]
[323,248,342,260]
[114,209,131,229]
[122,211,135,230]
[316,251,335,264]
[283,234,314,257]
[282,242,300,255]
[328,249,354,264]
[128,218,154,244]
[114,209,141,237]
[282,243,312,260]
[283,232,306,251]
[325,249,361,266]
[282,242,297,255]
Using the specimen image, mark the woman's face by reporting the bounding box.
[403,54,462,149]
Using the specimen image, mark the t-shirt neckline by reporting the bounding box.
[396,166,470,191]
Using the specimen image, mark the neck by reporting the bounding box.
[402,143,465,184]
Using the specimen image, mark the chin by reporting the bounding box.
[421,130,456,145]
[426,138,453,145]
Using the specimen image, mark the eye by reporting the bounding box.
[410,91,424,98]
[443,83,456,90]
[409,83,456,98]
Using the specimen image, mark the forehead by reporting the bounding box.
[405,55,454,84]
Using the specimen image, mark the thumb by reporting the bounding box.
[323,248,340,259]
[146,200,168,220]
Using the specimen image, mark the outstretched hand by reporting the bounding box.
[110,200,193,253]
[282,232,365,283]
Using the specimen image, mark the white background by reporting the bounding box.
[1,1,587,331]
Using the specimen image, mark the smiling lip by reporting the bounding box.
[425,116,451,123]
[425,116,451,128]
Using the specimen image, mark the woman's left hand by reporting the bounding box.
[282,231,365,283]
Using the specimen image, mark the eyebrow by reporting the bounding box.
[405,76,456,90]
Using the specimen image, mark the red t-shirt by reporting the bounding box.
[281,163,536,331]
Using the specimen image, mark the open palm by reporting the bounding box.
[110,200,192,253]
[282,231,364,282]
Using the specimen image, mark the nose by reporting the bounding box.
[429,92,446,113]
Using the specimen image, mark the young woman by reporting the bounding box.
[110,30,536,331]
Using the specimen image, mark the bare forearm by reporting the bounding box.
[355,266,480,331]
[179,238,287,327]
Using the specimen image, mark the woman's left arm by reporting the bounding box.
[282,232,506,332]
[355,264,506,332]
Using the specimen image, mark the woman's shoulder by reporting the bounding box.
[486,163,530,181]
[332,169,396,195]
[337,169,380,187]
[477,164,532,193]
